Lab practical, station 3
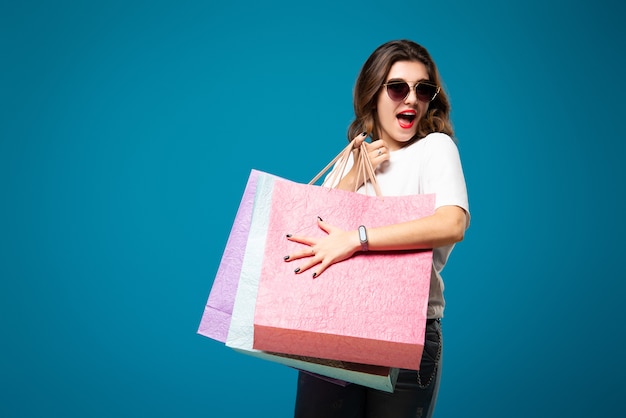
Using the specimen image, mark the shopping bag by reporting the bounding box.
[197,168,399,392]
[224,171,399,392]
[251,144,435,370]
[197,170,261,343]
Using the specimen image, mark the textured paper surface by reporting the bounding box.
[253,177,435,370]
[197,170,260,342]
[225,172,399,392]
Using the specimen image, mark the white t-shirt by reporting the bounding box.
[326,132,469,318]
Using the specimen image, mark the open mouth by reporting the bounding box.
[397,110,416,129]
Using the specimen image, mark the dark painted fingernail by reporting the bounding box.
[312,272,317,278]
[361,131,367,136]
[317,216,323,222]
[286,234,292,238]
[294,267,300,273]
[283,255,290,261]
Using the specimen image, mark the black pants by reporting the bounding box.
[294,319,443,418]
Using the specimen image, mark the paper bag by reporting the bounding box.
[197,170,261,342]
[252,176,435,370]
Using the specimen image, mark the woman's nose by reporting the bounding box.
[404,87,419,104]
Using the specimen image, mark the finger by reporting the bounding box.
[293,257,319,275]
[362,141,380,158]
[286,234,315,246]
[367,141,390,161]
[352,131,368,149]
[311,261,330,279]
[316,217,333,234]
[284,246,317,262]
[370,139,385,152]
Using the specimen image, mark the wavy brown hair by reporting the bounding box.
[347,40,453,143]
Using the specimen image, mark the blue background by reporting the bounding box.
[2,0,625,417]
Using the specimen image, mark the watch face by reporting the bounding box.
[358,226,368,251]
[359,226,367,242]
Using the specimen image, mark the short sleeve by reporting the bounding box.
[421,134,470,216]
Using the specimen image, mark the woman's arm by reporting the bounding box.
[284,205,468,278]
[367,205,468,251]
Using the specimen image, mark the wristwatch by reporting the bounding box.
[358,225,368,252]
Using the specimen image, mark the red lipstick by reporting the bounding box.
[397,110,417,129]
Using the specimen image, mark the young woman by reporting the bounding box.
[284,39,470,418]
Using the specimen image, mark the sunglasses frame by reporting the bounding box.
[382,80,441,103]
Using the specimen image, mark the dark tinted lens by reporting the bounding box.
[386,82,410,101]
[415,83,438,102]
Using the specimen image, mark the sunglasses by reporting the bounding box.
[383,80,441,102]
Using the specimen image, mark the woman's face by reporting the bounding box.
[375,60,431,150]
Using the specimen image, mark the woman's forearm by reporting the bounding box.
[364,205,468,251]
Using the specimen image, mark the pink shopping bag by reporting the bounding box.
[252,175,435,370]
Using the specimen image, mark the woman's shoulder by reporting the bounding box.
[409,132,458,153]
[421,132,456,144]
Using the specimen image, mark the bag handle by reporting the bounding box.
[308,140,382,196]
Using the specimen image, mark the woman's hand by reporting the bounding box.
[354,132,389,171]
[336,133,389,192]
[283,217,360,278]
